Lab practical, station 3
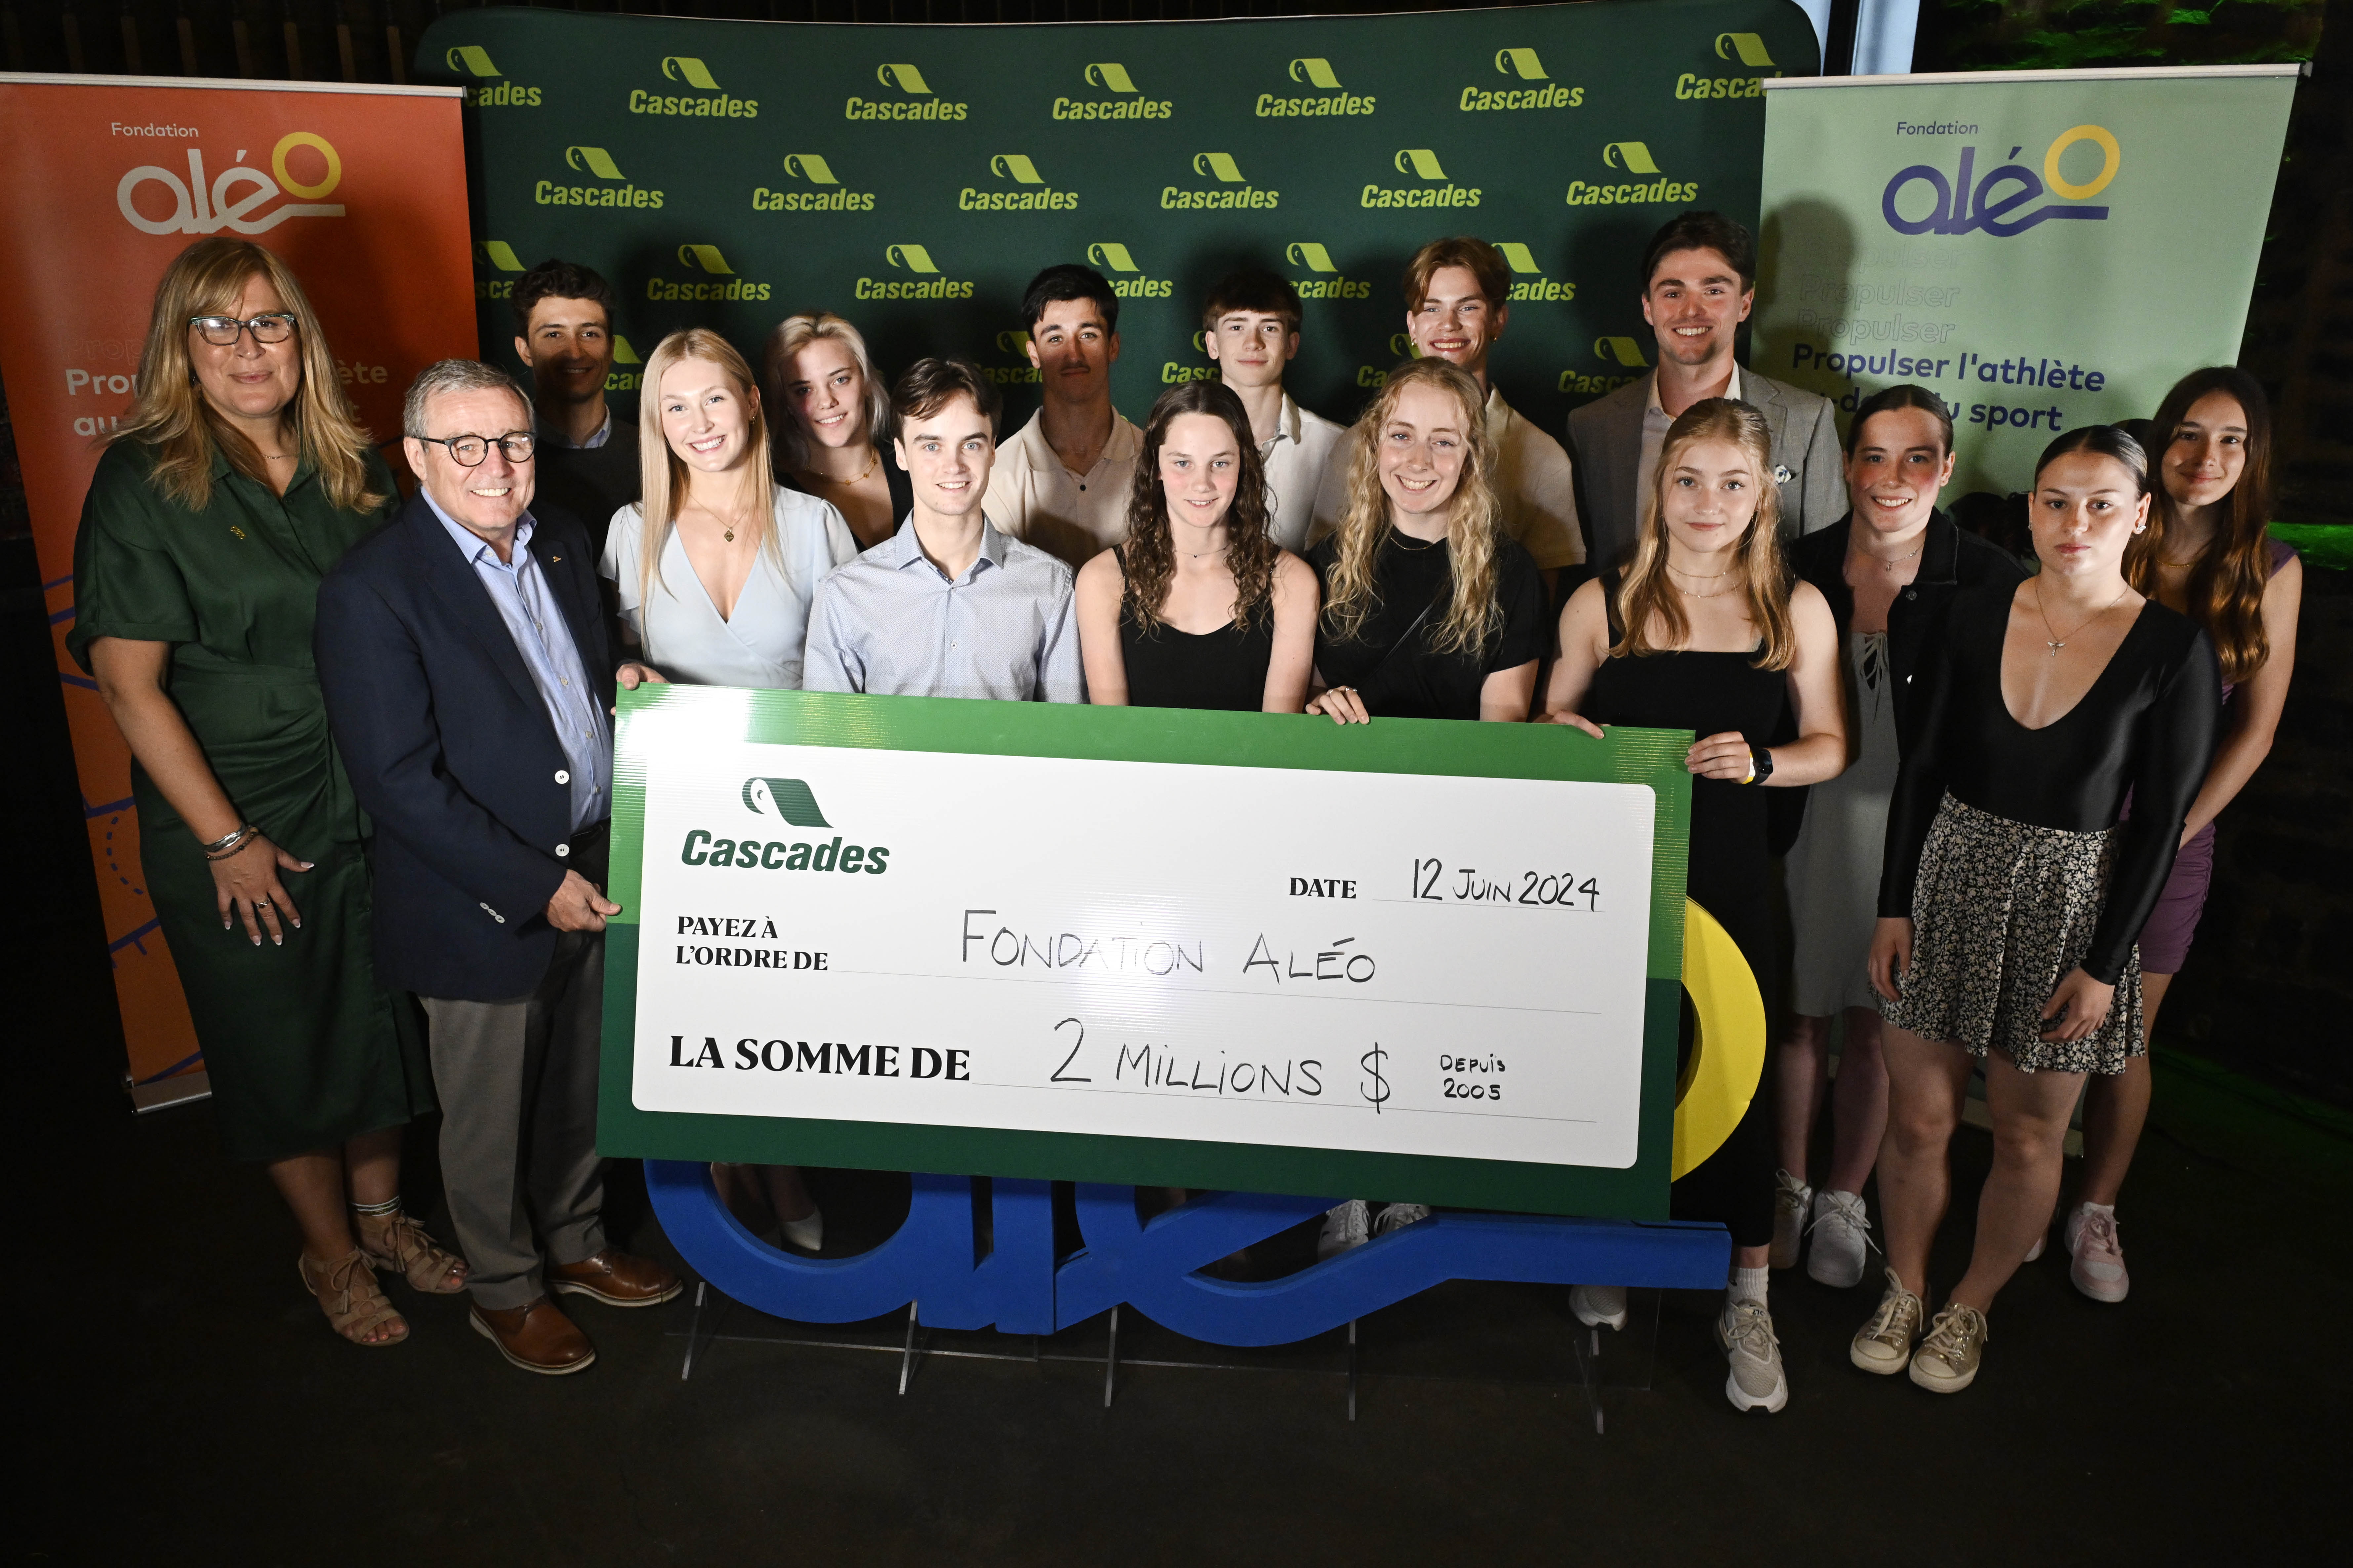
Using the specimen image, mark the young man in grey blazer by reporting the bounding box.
[1565,212,1842,571]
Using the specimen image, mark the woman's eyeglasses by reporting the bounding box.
[188,312,299,346]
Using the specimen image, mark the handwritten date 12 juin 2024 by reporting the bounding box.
[1409,858,1602,909]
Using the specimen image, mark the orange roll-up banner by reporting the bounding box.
[0,74,474,1106]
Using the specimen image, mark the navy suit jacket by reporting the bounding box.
[316,491,613,1001]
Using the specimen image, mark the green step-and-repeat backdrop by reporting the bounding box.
[417,0,1816,438]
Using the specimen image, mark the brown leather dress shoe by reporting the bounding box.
[469,1298,596,1375]
[548,1248,683,1308]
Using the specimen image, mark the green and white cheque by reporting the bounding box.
[630,739,1656,1169]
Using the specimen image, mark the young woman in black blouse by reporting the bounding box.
[1857,427,2220,1394]
[1305,356,1547,726]
[1545,398,1846,1414]
[1075,380,1317,712]
[1302,356,1548,1260]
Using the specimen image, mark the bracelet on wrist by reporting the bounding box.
[203,824,260,861]
[197,822,251,854]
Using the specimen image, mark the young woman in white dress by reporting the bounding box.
[598,326,857,1251]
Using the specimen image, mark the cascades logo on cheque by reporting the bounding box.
[678,778,892,874]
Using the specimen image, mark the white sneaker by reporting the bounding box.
[1373,1202,1431,1237]
[1770,1170,1814,1270]
[2067,1202,2129,1302]
[1716,1300,1789,1413]
[1804,1190,1877,1288]
[779,1206,824,1253]
[1909,1301,1989,1393]
[1570,1283,1628,1331]
[1317,1199,1370,1260]
[1850,1268,1924,1375]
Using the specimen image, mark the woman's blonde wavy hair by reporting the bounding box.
[1320,357,1504,657]
[633,328,779,617]
[109,237,385,515]
[762,311,894,474]
[1612,398,1796,670]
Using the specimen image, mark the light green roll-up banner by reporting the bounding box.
[1753,65,2297,497]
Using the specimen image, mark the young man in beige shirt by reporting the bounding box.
[1200,267,1349,553]
[982,264,1143,569]
[1392,236,1585,591]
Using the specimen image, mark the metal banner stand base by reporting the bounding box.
[672,1277,1662,1434]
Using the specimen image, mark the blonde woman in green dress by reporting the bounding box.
[71,238,453,1347]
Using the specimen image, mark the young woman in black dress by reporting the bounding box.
[1858,427,2220,1394]
[1075,380,1317,711]
[1544,398,1846,1414]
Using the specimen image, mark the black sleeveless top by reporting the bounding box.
[1582,570,1789,987]
[1115,551,1274,712]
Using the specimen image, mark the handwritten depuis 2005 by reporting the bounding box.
[630,742,1657,1171]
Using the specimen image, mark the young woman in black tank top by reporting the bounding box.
[1543,399,1847,1415]
[1075,380,1317,713]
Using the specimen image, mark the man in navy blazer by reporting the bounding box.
[317,359,676,1376]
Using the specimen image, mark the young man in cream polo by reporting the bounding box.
[982,263,1143,570]
[1386,236,1584,592]
[1199,267,1348,553]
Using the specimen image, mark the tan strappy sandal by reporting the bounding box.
[300,1249,409,1347]
[355,1207,469,1294]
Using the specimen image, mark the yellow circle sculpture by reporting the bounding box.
[1671,898,1767,1181]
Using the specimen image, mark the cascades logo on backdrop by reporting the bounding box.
[848,62,970,122]
[1259,57,1376,119]
[1565,141,1699,207]
[1054,62,1174,121]
[446,44,540,107]
[117,133,346,234]
[1163,151,1279,211]
[536,146,665,210]
[647,244,770,302]
[1088,242,1175,299]
[960,154,1081,213]
[1287,242,1371,301]
[1882,125,2119,237]
[1561,334,1650,395]
[1677,33,1780,99]
[857,243,977,301]
[753,152,877,214]
[1361,147,1482,210]
[1461,47,1582,113]
[1497,241,1574,303]
[631,56,758,119]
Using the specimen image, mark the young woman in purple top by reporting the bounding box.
[2060,369,2303,1303]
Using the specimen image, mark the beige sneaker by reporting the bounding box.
[1909,1302,1990,1393]
[1850,1268,1924,1375]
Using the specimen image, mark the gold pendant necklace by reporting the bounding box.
[2036,582,2130,657]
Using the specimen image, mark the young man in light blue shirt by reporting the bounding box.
[804,357,1084,703]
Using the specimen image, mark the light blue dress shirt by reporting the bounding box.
[425,491,612,831]
[802,515,1084,703]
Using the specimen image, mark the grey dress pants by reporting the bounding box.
[420,929,608,1311]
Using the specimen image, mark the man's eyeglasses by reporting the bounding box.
[188,312,299,347]
[415,432,537,467]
